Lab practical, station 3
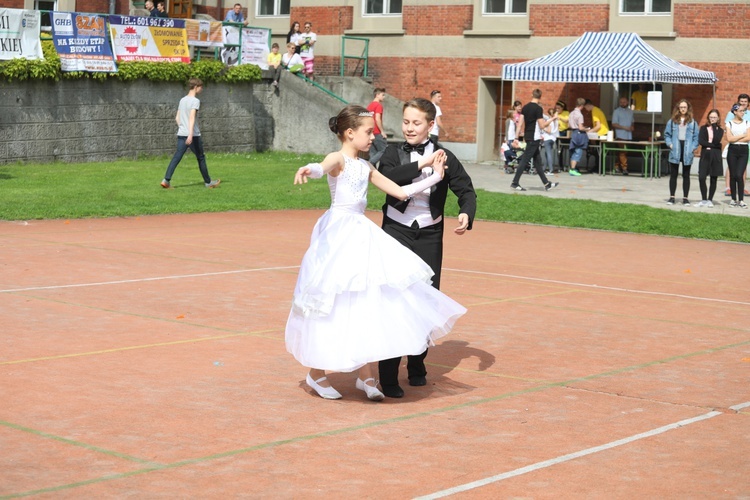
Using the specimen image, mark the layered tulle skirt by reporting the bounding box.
[285,208,466,372]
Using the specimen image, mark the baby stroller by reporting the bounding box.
[501,140,525,174]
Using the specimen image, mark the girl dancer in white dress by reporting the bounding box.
[286,105,466,401]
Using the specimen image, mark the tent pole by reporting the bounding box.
[712,83,716,109]
[500,78,505,163]
[651,81,656,178]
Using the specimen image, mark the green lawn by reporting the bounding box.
[1,151,748,243]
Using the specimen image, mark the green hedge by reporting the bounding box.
[0,40,261,83]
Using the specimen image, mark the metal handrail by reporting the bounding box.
[340,35,368,77]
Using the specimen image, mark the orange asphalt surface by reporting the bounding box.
[1,210,749,498]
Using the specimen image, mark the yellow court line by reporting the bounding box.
[0,328,280,366]
[425,362,549,383]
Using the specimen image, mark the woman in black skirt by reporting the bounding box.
[696,109,724,207]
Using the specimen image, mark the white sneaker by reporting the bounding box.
[706,200,714,208]
[696,200,707,207]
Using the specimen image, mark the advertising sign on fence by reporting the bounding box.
[108,15,189,63]
[186,19,224,49]
[219,25,239,66]
[0,8,43,60]
[240,27,270,69]
[51,12,116,72]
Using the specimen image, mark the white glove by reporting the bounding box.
[402,171,442,198]
[305,163,324,179]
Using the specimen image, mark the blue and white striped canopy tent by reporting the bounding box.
[502,32,717,84]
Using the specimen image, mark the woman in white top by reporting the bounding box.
[281,42,303,73]
[542,107,559,175]
[725,103,750,208]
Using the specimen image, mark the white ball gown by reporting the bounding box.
[285,155,466,372]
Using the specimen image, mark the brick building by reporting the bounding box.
[5,0,749,160]
[247,0,749,161]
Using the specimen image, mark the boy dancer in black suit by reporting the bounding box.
[377,97,477,398]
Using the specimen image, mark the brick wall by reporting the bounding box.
[403,5,472,35]
[530,4,609,36]
[289,6,353,35]
[675,3,750,38]
[362,56,483,143]
[74,0,109,14]
[315,55,344,78]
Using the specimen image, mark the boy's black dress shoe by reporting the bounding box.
[381,384,404,398]
[409,376,427,386]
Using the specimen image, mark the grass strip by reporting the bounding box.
[1,152,748,243]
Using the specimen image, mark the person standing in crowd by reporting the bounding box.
[541,107,559,176]
[631,84,648,111]
[281,42,303,74]
[161,78,220,189]
[584,99,609,138]
[267,43,282,87]
[664,99,700,206]
[567,98,589,176]
[286,104,466,401]
[224,3,248,24]
[512,100,523,132]
[611,96,635,175]
[723,93,749,196]
[429,90,447,143]
[286,21,302,54]
[155,1,168,17]
[377,98,477,398]
[297,22,317,81]
[725,103,750,208]
[696,109,724,208]
[510,89,559,191]
[367,87,388,165]
[145,0,157,16]
[555,100,569,137]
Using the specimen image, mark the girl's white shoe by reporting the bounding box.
[356,377,385,401]
[306,373,342,400]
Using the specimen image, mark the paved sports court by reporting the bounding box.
[2,208,748,497]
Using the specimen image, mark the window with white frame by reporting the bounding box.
[34,0,56,29]
[258,0,290,17]
[485,0,527,14]
[621,0,670,14]
[365,0,402,15]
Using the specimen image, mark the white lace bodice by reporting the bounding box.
[328,155,370,214]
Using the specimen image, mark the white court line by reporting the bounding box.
[415,407,741,499]
[445,268,750,307]
[3,266,748,309]
[0,266,299,294]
